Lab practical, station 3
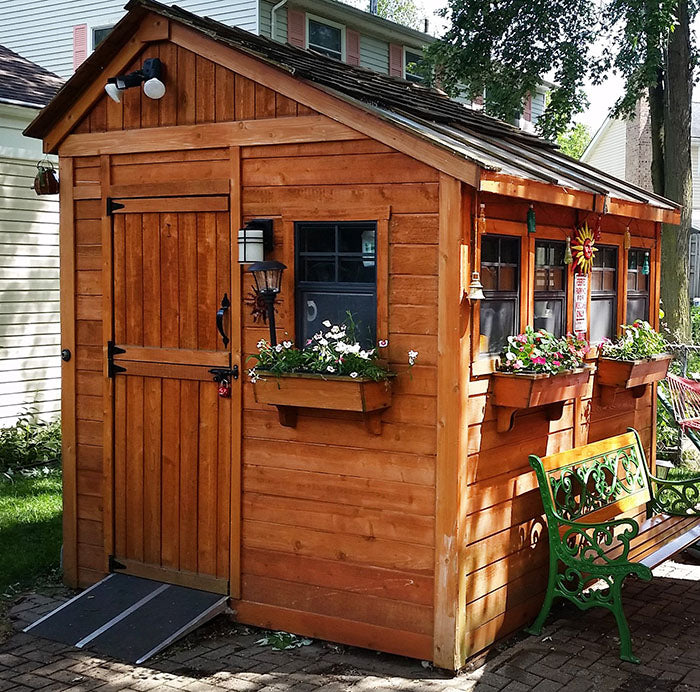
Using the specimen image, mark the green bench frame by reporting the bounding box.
[527,428,700,663]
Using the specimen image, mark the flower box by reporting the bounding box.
[253,371,392,433]
[596,353,672,405]
[491,366,594,432]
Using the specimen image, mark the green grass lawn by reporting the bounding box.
[0,471,62,597]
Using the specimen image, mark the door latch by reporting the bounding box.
[209,366,239,382]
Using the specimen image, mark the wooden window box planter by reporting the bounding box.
[491,366,594,432]
[596,353,672,405]
[253,372,392,434]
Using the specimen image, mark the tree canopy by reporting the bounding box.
[557,123,592,159]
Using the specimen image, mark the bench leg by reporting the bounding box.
[610,579,639,664]
[525,559,557,636]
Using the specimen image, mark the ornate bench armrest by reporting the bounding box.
[650,474,700,516]
[552,512,641,567]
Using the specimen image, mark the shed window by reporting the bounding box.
[534,239,566,337]
[627,248,650,324]
[590,245,617,343]
[404,49,424,83]
[296,221,376,346]
[92,25,113,49]
[480,235,520,354]
[307,17,343,60]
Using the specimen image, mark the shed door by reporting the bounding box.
[109,197,235,594]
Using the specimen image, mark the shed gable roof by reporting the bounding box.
[26,0,678,218]
[0,44,62,109]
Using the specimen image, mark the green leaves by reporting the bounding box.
[600,320,669,360]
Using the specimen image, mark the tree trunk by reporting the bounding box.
[660,0,692,342]
[648,71,664,196]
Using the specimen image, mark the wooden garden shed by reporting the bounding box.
[25,0,700,670]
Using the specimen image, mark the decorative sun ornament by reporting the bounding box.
[571,223,597,274]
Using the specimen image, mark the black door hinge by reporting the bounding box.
[108,555,126,572]
[209,365,239,382]
[107,341,126,378]
[106,198,125,216]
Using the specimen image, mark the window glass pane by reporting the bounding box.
[534,299,564,336]
[500,237,519,264]
[590,297,615,342]
[339,259,375,283]
[535,245,547,267]
[482,265,498,290]
[534,268,548,291]
[404,50,424,82]
[627,296,649,324]
[591,270,603,291]
[549,268,564,291]
[499,266,517,291]
[603,268,616,291]
[339,226,371,253]
[308,19,342,58]
[93,26,113,47]
[298,290,376,346]
[301,224,335,253]
[627,271,636,291]
[628,252,638,270]
[637,273,648,292]
[551,243,565,266]
[480,299,516,354]
[593,250,604,268]
[482,236,499,263]
[303,258,335,282]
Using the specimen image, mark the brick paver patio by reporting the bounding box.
[1,558,700,692]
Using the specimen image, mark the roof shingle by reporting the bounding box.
[0,44,62,109]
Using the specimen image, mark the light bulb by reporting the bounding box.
[104,82,121,103]
[143,77,166,100]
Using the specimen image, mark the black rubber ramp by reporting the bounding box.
[24,573,228,663]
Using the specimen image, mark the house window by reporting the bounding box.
[590,245,617,343]
[92,25,113,49]
[627,248,650,324]
[534,240,567,336]
[295,221,376,346]
[404,48,424,83]
[307,16,344,61]
[480,235,520,354]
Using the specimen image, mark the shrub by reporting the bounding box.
[498,326,589,375]
[600,320,668,361]
[0,416,61,476]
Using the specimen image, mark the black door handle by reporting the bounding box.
[216,293,230,348]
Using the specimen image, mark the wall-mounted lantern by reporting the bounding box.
[247,260,286,345]
[238,219,274,263]
[105,58,166,103]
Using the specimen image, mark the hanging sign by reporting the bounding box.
[573,274,589,337]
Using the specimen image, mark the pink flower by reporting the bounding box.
[553,360,561,366]
[531,355,546,365]
[513,359,523,369]
[516,334,527,343]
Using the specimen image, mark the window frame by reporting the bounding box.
[305,14,346,62]
[626,247,650,324]
[403,46,424,83]
[533,238,568,337]
[590,243,618,344]
[88,18,119,52]
[479,234,521,356]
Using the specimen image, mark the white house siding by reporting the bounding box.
[360,34,389,74]
[580,118,626,180]
[259,0,288,41]
[0,104,60,427]
[531,92,546,121]
[0,0,259,78]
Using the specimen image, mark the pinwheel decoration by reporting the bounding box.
[571,223,597,274]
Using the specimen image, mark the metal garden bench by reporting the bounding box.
[527,428,700,663]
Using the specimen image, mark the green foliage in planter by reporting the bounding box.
[248,319,417,382]
[0,416,61,477]
[600,320,668,361]
[498,326,588,375]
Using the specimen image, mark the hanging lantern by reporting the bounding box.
[467,272,485,301]
[571,223,597,274]
[33,159,58,196]
[476,203,486,235]
[564,236,573,265]
[642,252,650,275]
[623,226,631,250]
[527,204,536,234]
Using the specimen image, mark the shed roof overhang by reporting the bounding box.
[25,0,681,225]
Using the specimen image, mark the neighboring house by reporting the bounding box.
[581,101,700,300]
[0,45,62,426]
[0,0,548,130]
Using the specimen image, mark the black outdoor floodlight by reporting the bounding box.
[105,58,166,103]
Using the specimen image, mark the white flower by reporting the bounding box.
[505,351,516,361]
[256,339,266,349]
[378,339,389,348]
[346,343,360,354]
[283,340,293,348]
[359,350,370,360]
[408,350,419,360]
[275,344,283,353]
[327,365,336,373]
[331,325,340,334]
[322,320,332,327]
[314,331,323,340]
[350,372,358,378]
[325,332,334,339]
[319,338,329,346]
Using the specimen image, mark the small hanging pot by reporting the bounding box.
[33,159,59,195]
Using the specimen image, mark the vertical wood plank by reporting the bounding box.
[125,376,144,562]
[100,154,114,571]
[216,212,231,352]
[142,213,161,347]
[114,375,127,559]
[143,377,162,565]
[229,145,242,597]
[140,45,160,129]
[525,233,535,327]
[179,380,199,572]
[161,378,181,568]
[125,214,144,345]
[60,156,78,587]
[215,64,236,122]
[197,212,217,351]
[255,84,276,119]
[235,75,256,121]
[216,395,231,579]
[158,42,178,127]
[197,383,218,575]
[113,214,126,343]
[195,56,216,123]
[179,213,198,348]
[160,213,180,348]
[177,46,196,125]
[376,216,390,341]
[434,174,469,668]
